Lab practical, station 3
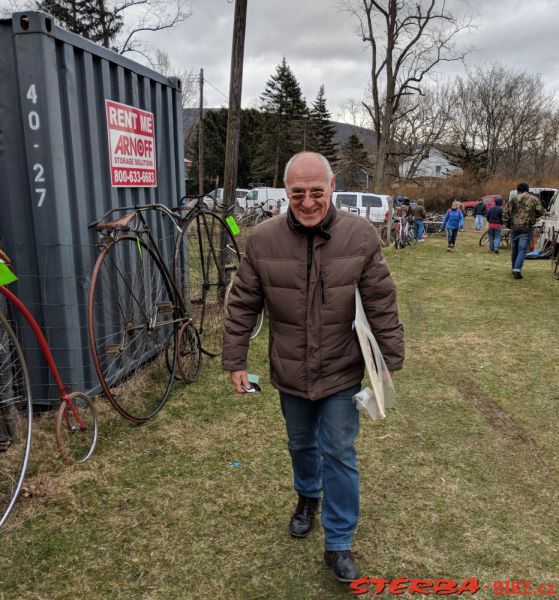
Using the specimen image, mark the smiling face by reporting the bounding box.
[285,153,334,227]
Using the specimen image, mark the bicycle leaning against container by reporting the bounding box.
[0,250,98,528]
[88,200,235,425]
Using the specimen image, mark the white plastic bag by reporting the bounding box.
[352,289,395,420]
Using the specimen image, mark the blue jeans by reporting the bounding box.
[414,219,424,240]
[511,231,531,272]
[475,215,484,230]
[280,385,361,551]
[488,227,502,251]
[447,228,458,247]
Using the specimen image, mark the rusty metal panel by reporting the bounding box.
[0,11,185,405]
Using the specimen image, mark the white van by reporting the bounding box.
[241,187,288,211]
[333,192,391,224]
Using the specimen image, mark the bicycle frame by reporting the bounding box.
[0,286,87,430]
[91,204,191,320]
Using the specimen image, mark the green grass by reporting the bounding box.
[1,223,558,599]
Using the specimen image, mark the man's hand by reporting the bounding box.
[230,370,251,394]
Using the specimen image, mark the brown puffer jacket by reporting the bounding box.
[222,206,404,400]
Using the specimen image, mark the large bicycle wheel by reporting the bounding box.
[0,311,32,528]
[88,235,178,423]
[174,212,241,357]
[55,392,97,465]
[479,231,489,247]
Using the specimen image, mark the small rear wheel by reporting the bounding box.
[55,392,98,465]
[177,322,202,383]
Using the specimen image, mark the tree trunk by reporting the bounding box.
[372,107,393,191]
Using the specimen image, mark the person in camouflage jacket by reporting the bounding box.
[502,182,544,279]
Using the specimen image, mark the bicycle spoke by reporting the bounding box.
[0,312,32,528]
[88,237,177,422]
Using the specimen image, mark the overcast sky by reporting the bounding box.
[142,0,559,119]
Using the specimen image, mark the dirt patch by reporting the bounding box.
[407,301,424,317]
[459,377,541,457]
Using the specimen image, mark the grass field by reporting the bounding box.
[1,223,558,599]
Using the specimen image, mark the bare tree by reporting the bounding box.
[443,64,554,180]
[342,0,473,191]
[336,98,373,129]
[153,49,197,108]
[114,0,191,58]
[391,83,453,181]
[1,0,191,61]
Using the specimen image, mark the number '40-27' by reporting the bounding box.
[26,84,46,208]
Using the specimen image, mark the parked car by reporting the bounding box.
[206,188,250,210]
[333,191,391,224]
[461,194,502,217]
[280,191,392,224]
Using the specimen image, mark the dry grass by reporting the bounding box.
[0,221,558,599]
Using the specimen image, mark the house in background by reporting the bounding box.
[399,148,462,180]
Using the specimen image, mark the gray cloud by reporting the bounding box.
[143,0,559,114]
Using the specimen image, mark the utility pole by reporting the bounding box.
[198,68,204,196]
[222,0,248,213]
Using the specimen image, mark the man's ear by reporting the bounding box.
[330,176,336,193]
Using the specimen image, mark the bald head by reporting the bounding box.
[284,152,335,227]
[283,152,334,186]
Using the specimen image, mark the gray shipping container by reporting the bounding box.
[0,11,185,406]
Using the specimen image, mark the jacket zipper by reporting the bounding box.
[306,234,314,289]
[320,271,325,303]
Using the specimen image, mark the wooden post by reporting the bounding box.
[198,68,204,197]
[222,0,248,213]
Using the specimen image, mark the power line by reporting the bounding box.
[205,79,229,101]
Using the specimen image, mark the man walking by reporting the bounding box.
[413,199,427,241]
[223,152,404,583]
[503,183,543,279]
[474,198,487,231]
[486,198,504,253]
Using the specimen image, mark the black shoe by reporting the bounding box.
[513,271,523,279]
[324,550,361,582]
[494,250,499,254]
[289,495,319,538]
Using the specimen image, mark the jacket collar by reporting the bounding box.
[287,203,336,239]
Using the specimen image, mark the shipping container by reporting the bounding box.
[0,11,185,406]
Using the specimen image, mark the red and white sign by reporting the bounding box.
[105,100,157,188]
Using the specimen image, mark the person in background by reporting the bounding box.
[413,199,427,241]
[222,151,404,583]
[502,182,544,279]
[486,198,504,253]
[474,198,487,231]
[441,200,465,251]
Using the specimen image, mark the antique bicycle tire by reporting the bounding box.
[0,311,32,528]
[174,212,240,357]
[88,235,178,423]
[55,392,98,465]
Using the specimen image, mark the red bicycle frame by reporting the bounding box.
[0,285,86,429]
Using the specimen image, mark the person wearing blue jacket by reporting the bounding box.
[441,200,465,251]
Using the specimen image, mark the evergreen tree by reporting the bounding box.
[190,108,265,192]
[252,58,308,187]
[37,0,122,47]
[338,134,371,190]
[308,85,338,167]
